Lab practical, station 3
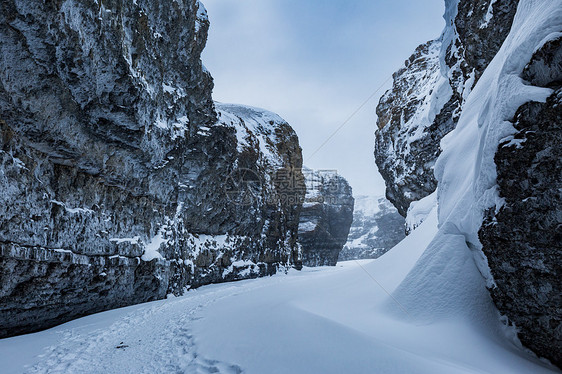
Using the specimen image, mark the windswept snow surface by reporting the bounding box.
[0,209,557,374]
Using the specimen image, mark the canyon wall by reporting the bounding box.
[375,0,561,366]
[0,0,304,337]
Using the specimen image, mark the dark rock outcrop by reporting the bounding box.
[375,0,520,216]
[375,40,445,216]
[0,0,304,337]
[338,196,405,261]
[479,36,562,367]
[297,169,354,267]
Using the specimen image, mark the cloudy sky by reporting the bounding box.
[201,0,445,196]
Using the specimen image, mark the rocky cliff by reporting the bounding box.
[297,169,354,267]
[375,0,519,216]
[479,34,562,367]
[375,0,561,367]
[0,0,304,338]
[338,195,405,261]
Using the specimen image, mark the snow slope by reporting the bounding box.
[435,0,560,247]
[0,209,557,374]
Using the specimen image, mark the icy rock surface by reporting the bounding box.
[297,169,354,267]
[377,0,561,366]
[338,196,405,261]
[0,0,304,337]
[375,0,520,216]
[479,40,562,366]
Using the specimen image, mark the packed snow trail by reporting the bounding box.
[0,210,558,374]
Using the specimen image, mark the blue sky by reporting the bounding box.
[202,0,445,196]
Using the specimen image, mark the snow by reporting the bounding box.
[1,208,557,374]
[298,220,318,233]
[405,190,437,232]
[349,226,379,248]
[435,0,559,248]
[109,237,140,245]
[480,0,498,29]
[154,117,168,130]
[352,195,383,217]
[1,150,28,170]
[50,200,94,215]
[141,229,167,261]
[499,135,527,149]
[162,83,176,94]
[52,248,72,254]
[195,0,208,32]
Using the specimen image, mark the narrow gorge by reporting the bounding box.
[0,0,559,372]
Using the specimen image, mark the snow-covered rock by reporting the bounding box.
[297,169,354,267]
[375,0,520,217]
[379,0,561,366]
[0,0,304,337]
[375,40,451,216]
[338,196,405,261]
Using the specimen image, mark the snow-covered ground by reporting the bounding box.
[1,210,558,374]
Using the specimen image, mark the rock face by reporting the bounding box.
[0,0,304,337]
[375,40,447,216]
[479,35,562,367]
[376,0,561,367]
[297,169,354,267]
[338,196,405,261]
[375,0,519,216]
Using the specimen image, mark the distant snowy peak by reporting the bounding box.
[339,195,405,261]
[352,195,384,217]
